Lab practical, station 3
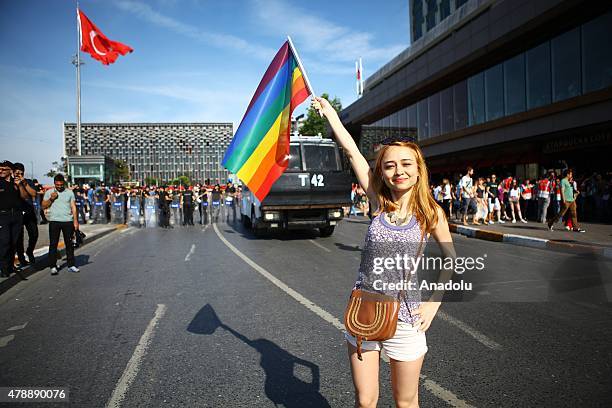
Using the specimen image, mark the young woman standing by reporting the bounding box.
[312,97,455,408]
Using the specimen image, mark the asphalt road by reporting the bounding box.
[0,213,611,407]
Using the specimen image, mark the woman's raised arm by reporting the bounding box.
[311,97,378,211]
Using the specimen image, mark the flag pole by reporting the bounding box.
[287,36,321,117]
[286,36,316,97]
[75,1,82,156]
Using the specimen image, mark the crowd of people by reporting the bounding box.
[0,157,242,279]
[432,166,612,231]
[345,165,612,231]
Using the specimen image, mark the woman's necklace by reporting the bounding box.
[388,210,411,226]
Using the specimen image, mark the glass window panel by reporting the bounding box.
[417,99,429,140]
[303,144,340,171]
[468,73,485,126]
[526,42,551,109]
[551,27,581,102]
[453,80,468,130]
[428,92,441,138]
[440,0,451,20]
[504,53,526,115]
[407,104,417,132]
[287,144,302,171]
[485,63,504,121]
[440,86,454,134]
[582,12,612,93]
[398,107,408,129]
[426,0,437,31]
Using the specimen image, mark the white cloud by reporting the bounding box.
[113,0,275,60]
[252,0,406,63]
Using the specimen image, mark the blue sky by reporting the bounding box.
[1,0,410,182]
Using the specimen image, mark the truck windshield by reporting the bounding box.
[287,144,302,171]
[302,144,340,171]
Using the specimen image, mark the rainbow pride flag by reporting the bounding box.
[222,40,311,202]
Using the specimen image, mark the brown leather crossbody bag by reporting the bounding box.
[344,230,424,361]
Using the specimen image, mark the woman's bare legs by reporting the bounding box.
[390,355,425,408]
[348,341,380,408]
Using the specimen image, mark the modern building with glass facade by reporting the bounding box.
[63,122,233,185]
[341,0,612,181]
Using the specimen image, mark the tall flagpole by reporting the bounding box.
[74,2,82,156]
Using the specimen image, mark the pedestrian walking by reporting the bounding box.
[508,179,527,223]
[547,169,585,232]
[41,174,80,275]
[313,96,455,408]
[459,167,474,225]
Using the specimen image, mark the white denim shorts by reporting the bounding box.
[488,197,501,212]
[344,321,428,362]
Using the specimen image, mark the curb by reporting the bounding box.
[0,225,124,296]
[448,223,612,259]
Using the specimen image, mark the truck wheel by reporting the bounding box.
[241,213,250,228]
[251,207,267,237]
[319,226,335,237]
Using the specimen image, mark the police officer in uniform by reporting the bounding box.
[181,187,195,226]
[158,186,172,228]
[13,163,38,267]
[0,160,29,279]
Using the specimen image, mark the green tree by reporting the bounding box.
[299,93,342,137]
[113,159,130,181]
[170,175,191,186]
[46,157,68,178]
[144,177,160,186]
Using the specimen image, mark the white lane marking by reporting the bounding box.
[436,310,502,350]
[202,225,209,233]
[422,375,476,408]
[184,244,196,262]
[7,322,28,331]
[213,224,475,407]
[308,239,331,253]
[106,304,167,408]
[0,335,15,347]
[213,224,343,331]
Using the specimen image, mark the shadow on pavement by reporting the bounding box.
[187,304,331,407]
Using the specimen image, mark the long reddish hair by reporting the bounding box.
[371,141,440,234]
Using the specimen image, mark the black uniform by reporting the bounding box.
[182,190,194,225]
[0,177,23,277]
[225,186,237,222]
[211,190,222,223]
[158,191,171,228]
[16,178,38,265]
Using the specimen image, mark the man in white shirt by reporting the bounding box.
[460,167,474,225]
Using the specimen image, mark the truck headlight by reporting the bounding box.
[264,212,280,221]
[328,209,342,219]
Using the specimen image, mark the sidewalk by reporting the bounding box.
[448,219,612,258]
[1,223,122,295]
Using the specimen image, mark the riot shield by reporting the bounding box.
[211,198,221,223]
[111,195,126,224]
[33,200,42,224]
[144,196,158,228]
[128,197,142,227]
[92,197,107,224]
[170,196,181,226]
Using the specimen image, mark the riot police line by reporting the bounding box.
[70,183,240,228]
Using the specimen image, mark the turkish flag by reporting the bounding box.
[77,9,133,65]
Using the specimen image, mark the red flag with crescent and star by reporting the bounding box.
[77,9,133,65]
